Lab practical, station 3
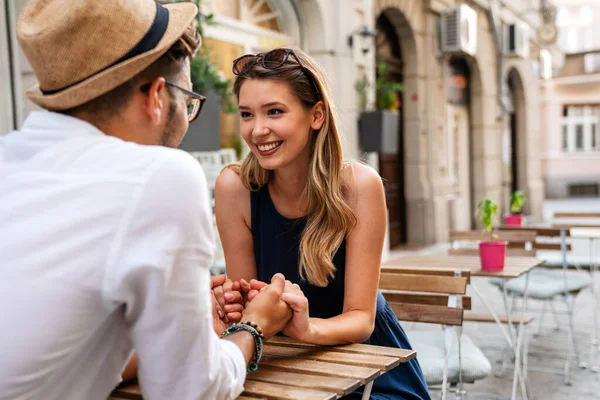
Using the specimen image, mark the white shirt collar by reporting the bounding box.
[21,110,107,139]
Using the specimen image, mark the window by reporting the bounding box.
[562,105,600,152]
[569,183,599,197]
[576,124,584,150]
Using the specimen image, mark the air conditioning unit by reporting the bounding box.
[441,5,478,56]
[504,21,530,58]
[540,49,552,80]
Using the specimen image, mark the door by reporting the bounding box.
[376,14,406,247]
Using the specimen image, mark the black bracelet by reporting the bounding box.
[222,322,264,373]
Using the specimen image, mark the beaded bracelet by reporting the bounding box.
[222,321,264,373]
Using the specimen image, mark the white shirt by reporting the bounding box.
[0,111,246,400]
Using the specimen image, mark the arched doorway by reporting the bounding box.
[505,68,526,211]
[447,57,474,230]
[375,10,406,247]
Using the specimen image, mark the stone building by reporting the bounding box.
[1,0,561,246]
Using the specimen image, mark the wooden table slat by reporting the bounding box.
[262,344,399,371]
[266,336,415,361]
[247,366,361,395]
[111,383,141,399]
[259,357,380,384]
[242,380,337,400]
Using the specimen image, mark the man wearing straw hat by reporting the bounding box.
[0,1,293,399]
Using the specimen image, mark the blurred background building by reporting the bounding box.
[1,0,575,247]
[541,0,600,199]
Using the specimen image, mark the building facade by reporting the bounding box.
[1,0,558,245]
[541,0,600,198]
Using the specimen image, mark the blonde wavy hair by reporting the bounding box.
[229,48,356,287]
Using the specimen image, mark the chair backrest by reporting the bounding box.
[219,148,237,165]
[554,212,600,219]
[553,212,600,230]
[189,151,224,191]
[448,230,537,257]
[379,267,471,326]
[499,226,573,252]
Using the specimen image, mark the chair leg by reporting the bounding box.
[564,293,581,384]
[549,301,561,331]
[442,326,454,400]
[535,301,547,337]
[455,326,465,400]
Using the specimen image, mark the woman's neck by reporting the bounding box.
[271,165,308,201]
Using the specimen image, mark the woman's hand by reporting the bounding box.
[239,278,268,305]
[281,282,314,342]
[211,274,244,323]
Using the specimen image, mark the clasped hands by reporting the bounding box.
[210,273,311,341]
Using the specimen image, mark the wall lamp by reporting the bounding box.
[348,26,377,54]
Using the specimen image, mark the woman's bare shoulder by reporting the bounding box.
[342,161,383,193]
[214,166,250,210]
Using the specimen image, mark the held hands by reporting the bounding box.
[280,281,312,342]
[240,273,293,339]
[211,273,311,341]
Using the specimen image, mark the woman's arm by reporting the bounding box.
[214,168,258,283]
[286,163,386,345]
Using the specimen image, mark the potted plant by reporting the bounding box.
[504,190,527,226]
[477,198,508,271]
[356,60,403,154]
[165,0,237,152]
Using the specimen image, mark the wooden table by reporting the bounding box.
[384,255,544,400]
[110,336,416,400]
[383,255,545,278]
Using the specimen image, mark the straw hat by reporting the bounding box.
[17,0,198,111]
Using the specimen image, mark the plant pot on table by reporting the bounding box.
[479,241,508,271]
[504,214,523,226]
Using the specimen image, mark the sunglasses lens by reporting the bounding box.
[233,55,258,75]
[262,48,289,69]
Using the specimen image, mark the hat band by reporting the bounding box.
[40,1,170,96]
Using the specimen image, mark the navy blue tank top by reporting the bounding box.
[250,184,431,400]
[250,185,347,319]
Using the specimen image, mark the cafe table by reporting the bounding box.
[110,336,416,400]
[383,255,544,400]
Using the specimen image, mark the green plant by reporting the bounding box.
[165,0,236,113]
[375,60,403,111]
[354,73,369,112]
[354,60,403,112]
[231,135,244,160]
[477,198,499,238]
[510,190,527,214]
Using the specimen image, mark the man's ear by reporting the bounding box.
[310,101,325,131]
[144,77,167,124]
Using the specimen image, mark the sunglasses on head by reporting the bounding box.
[232,48,320,96]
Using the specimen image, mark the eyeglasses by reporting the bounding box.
[140,81,206,123]
[232,48,320,96]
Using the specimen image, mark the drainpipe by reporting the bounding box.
[487,0,508,114]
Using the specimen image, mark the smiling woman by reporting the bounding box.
[213,48,432,400]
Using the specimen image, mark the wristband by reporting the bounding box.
[222,321,264,373]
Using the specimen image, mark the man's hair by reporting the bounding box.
[63,24,201,119]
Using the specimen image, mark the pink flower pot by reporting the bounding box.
[479,241,508,271]
[504,214,522,226]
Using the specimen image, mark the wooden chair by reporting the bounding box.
[380,266,490,399]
